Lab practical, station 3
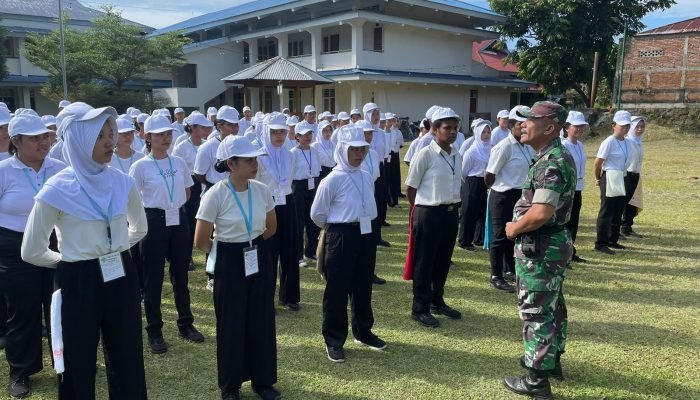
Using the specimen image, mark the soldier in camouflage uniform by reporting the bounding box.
[502,101,576,400]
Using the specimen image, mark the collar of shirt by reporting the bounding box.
[9,155,49,174]
[506,133,520,145]
[534,137,562,160]
[429,138,453,156]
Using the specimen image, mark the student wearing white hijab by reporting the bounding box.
[458,120,492,251]
[256,112,301,311]
[562,111,588,263]
[621,116,646,238]
[194,135,280,400]
[385,113,404,203]
[459,118,484,156]
[283,115,299,150]
[311,120,336,180]
[21,104,148,399]
[311,125,385,363]
[362,103,391,246]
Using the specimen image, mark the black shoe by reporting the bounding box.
[491,277,515,293]
[372,274,386,285]
[326,346,346,363]
[8,376,31,399]
[381,221,391,227]
[571,254,587,263]
[179,325,204,342]
[594,246,615,255]
[221,390,241,400]
[377,240,391,248]
[188,258,195,271]
[618,233,627,240]
[354,336,387,350]
[431,304,462,320]
[411,312,440,328]
[460,244,476,252]
[503,368,553,399]
[282,302,300,311]
[0,335,6,350]
[503,272,516,283]
[148,337,168,354]
[473,241,484,247]
[520,356,564,381]
[305,254,318,261]
[398,193,406,198]
[624,229,642,238]
[252,385,282,400]
[609,243,626,250]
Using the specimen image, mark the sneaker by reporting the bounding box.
[283,302,300,311]
[354,336,387,350]
[148,337,168,354]
[609,243,626,250]
[299,259,308,268]
[326,345,346,363]
[381,221,391,227]
[571,254,587,263]
[372,274,387,285]
[503,272,516,283]
[460,244,476,252]
[305,254,318,262]
[594,246,615,255]
[625,229,642,238]
[252,385,282,400]
[431,304,462,319]
[8,376,31,399]
[491,277,515,293]
[377,240,391,248]
[411,312,440,328]
[221,390,241,400]
[179,325,204,342]
[206,278,214,292]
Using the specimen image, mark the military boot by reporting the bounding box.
[503,368,553,400]
[519,353,564,380]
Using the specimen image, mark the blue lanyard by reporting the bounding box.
[615,139,628,164]
[149,155,175,205]
[22,168,47,194]
[116,151,135,173]
[226,179,253,243]
[364,151,374,176]
[440,153,456,175]
[188,138,199,152]
[300,149,313,175]
[347,173,366,211]
[516,144,532,162]
[80,186,114,249]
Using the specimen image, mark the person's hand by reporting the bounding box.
[505,222,518,241]
[595,179,601,188]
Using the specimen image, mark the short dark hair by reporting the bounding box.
[214,157,240,173]
[432,118,459,130]
[8,137,19,156]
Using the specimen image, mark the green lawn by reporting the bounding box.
[3,124,700,399]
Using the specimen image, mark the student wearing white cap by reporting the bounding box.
[283,115,299,151]
[194,135,280,400]
[594,110,632,254]
[256,112,301,311]
[41,115,58,145]
[459,118,484,156]
[385,113,404,205]
[409,105,446,160]
[491,109,511,146]
[404,107,463,328]
[311,125,385,363]
[291,121,322,268]
[458,119,492,251]
[484,105,533,293]
[243,112,265,143]
[403,118,429,166]
[194,107,238,191]
[350,109,362,123]
[57,100,71,112]
[0,106,10,161]
[133,113,149,153]
[171,107,186,141]
[562,111,588,262]
[621,115,646,239]
[312,120,336,180]
[303,105,318,139]
[208,106,219,123]
[129,115,203,354]
[110,118,145,174]
[362,103,391,246]
[0,114,65,398]
[237,106,252,134]
[330,111,351,144]
[21,104,148,399]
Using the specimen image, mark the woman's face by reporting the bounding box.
[635,121,646,137]
[148,130,172,153]
[92,121,115,164]
[13,133,51,162]
[481,125,491,142]
[568,124,585,140]
[219,121,239,136]
[117,130,135,148]
[191,125,209,141]
[296,133,312,146]
[269,129,287,147]
[229,157,258,179]
[370,109,380,125]
[348,146,368,167]
[322,126,333,140]
[613,123,630,138]
[364,130,373,144]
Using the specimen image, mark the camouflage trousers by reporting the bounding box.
[515,258,568,371]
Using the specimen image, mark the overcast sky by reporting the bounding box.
[78,0,699,31]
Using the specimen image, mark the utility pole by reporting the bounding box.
[616,24,628,110]
[590,51,600,108]
[58,0,68,99]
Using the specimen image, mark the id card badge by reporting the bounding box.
[165,207,179,226]
[243,245,259,277]
[360,216,372,235]
[307,178,315,190]
[274,189,287,206]
[98,252,126,283]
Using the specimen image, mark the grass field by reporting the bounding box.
[2,124,699,399]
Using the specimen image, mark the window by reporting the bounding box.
[4,37,19,58]
[173,64,197,88]
[639,49,664,58]
[288,40,305,57]
[322,34,340,53]
[258,40,277,61]
[288,89,295,113]
[322,88,336,113]
[469,90,478,114]
[0,89,17,111]
[243,42,250,64]
[373,25,383,52]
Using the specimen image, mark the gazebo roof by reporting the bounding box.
[221,56,334,85]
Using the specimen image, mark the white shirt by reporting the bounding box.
[0,152,9,161]
[490,126,510,146]
[311,141,336,168]
[131,133,147,154]
[109,150,145,175]
[48,141,65,163]
[174,131,191,148]
[208,129,221,140]
[563,139,586,191]
[362,148,381,182]
[283,137,296,151]
[459,136,475,156]
[311,169,377,227]
[238,118,252,134]
[461,147,488,178]
[390,129,404,153]
[486,134,533,192]
[405,140,462,206]
[21,185,148,267]
[596,135,631,172]
[290,147,321,180]
[196,179,275,243]
[256,154,294,196]
[454,131,465,152]
[194,136,228,185]
[129,155,194,209]
[626,139,643,174]
[173,138,201,174]
[404,137,422,163]
[0,156,66,232]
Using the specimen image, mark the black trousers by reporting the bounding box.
[141,208,194,338]
[411,204,459,313]
[376,162,389,224]
[292,179,320,260]
[0,227,53,381]
[129,243,144,292]
[621,172,640,233]
[458,176,487,247]
[320,166,333,181]
[595,173,626,247]
[0,295,5,337]
[184,178,203,249]
[56,252,146,400]
[322,223,377,347]
[213,239,276,396]
[269,195,300,305]
[388,151,402,206]
[489,189,521,278]
[566,191,583,256]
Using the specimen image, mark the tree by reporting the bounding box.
[0,18,9,80]
[490,0,675,107]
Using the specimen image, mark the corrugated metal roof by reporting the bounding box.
[471,39,518,73]
[639,16,700,36]
[320,68,533,86]
[222,56,334,83]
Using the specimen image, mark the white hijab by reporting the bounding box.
[316,120,336,163]
[333,125,365,173]
[469,121,492,164]
[628,116,646,145]
[364,106,386,157]
[259,118,292,184]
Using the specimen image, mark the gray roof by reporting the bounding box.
[222,56,334,84]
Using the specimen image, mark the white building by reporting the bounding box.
[152,0,533,122]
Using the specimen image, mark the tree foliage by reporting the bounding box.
[490,0,675,106]
[0,18,8,80]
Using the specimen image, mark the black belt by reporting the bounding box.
[329,222,360,227]
[416,203,460,212]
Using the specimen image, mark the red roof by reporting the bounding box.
[639,16,700,36]
[472,39,518,73]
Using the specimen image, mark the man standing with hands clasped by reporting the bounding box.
[502,102,576,400]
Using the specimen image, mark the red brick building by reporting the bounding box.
[618,17,700,108]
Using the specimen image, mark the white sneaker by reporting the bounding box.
[206,278,214,292]
[299,259,308,268]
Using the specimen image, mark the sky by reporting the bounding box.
[79,0,700,31]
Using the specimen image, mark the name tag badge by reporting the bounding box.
[360,216,372,235]
[243,246,259,277]
[307,178,315,190]
[165,207,179,226]
[274,189,287,206]
[99,252,126,283]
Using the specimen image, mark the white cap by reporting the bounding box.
[337,125,369,147]
[613,110,632,125]
[9,114,53,137]
[286,115,299,126]
[497,109,510,119]
[242,106,251,112]
[303,105,316,114]
[18,108,39,117]
[566,111,588,126]
[384,112,397,120]
[144,115,173,134]
[362,103,379,114]
[207,106,218,117]
[470,118,484,129]
[318,111,329,119]
[318,120,332,132]
[425,105,440,119]
[217,105,240,124]
[350,109,361,116]
[41,115,57,127]
[74,106,118,123]
[431,107,460,123]
[474,119,492,129]
[337,111,350,121]
[174,107,185,114]
[128,108,141,118]
[136,113,149,124]
[631,115,647,124]
[186,113,214,127]
[217,135,266,160]
[331,114,338,122]
[509,105,530,122]
[355,120,374,131]
[116,118,137,133]
[295,121,314,135]
[379,113,386,121]
[58,100,71,108]
[266,112,288,130]
[0,107,9,126]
